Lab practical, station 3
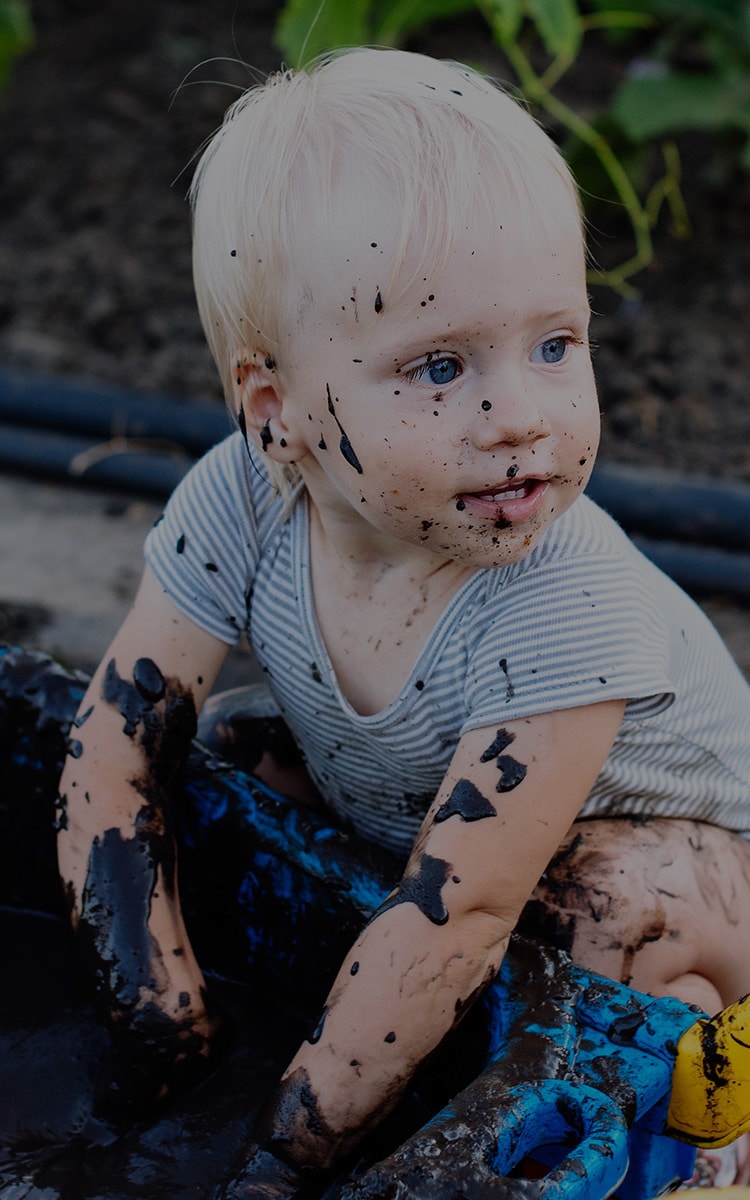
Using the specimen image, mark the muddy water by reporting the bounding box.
[0,906,309,1199]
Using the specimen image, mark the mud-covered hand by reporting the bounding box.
[99,999,221,1119]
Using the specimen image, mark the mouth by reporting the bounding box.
[457,478,549,523]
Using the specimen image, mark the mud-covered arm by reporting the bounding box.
[57,565,229,1100]
[247,698,626,1178]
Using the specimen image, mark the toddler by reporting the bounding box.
[57,48,750,1195]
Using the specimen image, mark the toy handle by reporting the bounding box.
[490,1079,630,1199]
[667,993,750,1148]
[339,1078,629,1199]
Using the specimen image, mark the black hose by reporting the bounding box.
[0,421,192,496]
[2,368,750,598]
[586,462,750,552]
[0,367,231,456]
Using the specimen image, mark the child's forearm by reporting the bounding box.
[57,656,216,1087]
[259,898,510,1171]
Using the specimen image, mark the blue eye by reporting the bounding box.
[533,337,569,364]
[406,356,461,387]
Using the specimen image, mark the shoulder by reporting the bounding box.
[477,494,658,623]
[461,496,678,723]
[508,493,638,580]
[142,433,290,644]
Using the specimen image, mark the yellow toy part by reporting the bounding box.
[667,993,750,1148]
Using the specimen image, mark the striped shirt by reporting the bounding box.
[145,433,750,855]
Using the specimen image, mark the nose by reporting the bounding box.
[469,376,551,451]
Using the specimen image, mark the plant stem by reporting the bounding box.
[498,34,654,295]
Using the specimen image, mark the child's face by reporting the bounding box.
[274,182,599,569]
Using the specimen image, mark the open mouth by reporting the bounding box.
[457,478,548,523]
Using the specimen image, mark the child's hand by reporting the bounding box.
[100,1000,221,1119]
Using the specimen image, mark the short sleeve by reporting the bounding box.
[461,501,676,733]
[144,433,268,644]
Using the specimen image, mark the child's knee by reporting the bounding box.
[520,817,750,1006]
[518,817,663,968]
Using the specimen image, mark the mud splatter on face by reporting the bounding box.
[326,384,363,474]
[374,291,383,314]
[435,779,496,824]
[375,855,451,926]
[480,728,527,793]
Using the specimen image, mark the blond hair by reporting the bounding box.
[189,47,583,492]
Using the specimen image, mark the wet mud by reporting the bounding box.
[375,854,452,926]
[0,907,307,1200]
[0,648,703,1197]
[326,385,364,475]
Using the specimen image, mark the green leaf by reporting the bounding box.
[526,0,582,59]
[0,0,33,92]
[374,0,478,47]
[275,0,374,67]
[612,71,750,141]
[480,0,524,47]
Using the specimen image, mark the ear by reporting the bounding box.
[231,349,306,463]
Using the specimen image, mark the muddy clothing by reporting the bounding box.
[145,434,750,856]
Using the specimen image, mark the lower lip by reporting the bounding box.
[457,480,549,524]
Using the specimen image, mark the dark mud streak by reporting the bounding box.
[102,657,196,786]
[480,728,527,793]
[263,1065,334,1159]
[495,755,527,793]
[81,659,197,1029]
[480,729,514,761]
[307,1008,327,1046]
[327,385,364,474]
[435,779,496,824]
[375,855,451,926]
[78,825,156,1014]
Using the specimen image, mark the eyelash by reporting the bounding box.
[401,355,462,388]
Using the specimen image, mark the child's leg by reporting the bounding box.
[521,816,750,1012]
[522,817,750,1187]
[197,684,320,805]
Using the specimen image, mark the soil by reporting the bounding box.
[2,0,750,480]
[4,0,750,675]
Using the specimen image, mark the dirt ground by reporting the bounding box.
[1,0,750,673]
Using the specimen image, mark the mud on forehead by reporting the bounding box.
[276,150,584,340]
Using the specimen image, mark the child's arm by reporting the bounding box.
[245,697,626,1181]
[57,565,229,1103]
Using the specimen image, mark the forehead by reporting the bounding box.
[283,157,585,334]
